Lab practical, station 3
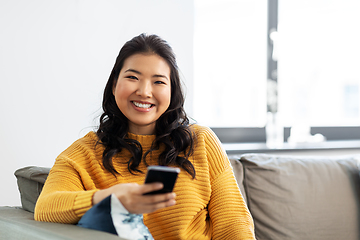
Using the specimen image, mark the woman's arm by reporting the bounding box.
[208,166,255,240]
[34,159,97,224]
[35,158,176,224]
[201,126,256,239]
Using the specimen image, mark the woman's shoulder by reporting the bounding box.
[57,131,102,161]
[189,124,217,138]
[68,131,99,148]
[79,131,99,143]
[189,123,207,132]
[189,124,229,174]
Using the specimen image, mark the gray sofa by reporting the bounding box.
[2,153,360,239]
[232,154,360,240]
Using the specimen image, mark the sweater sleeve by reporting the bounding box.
[34,157,98,224]
[202,127,256,240]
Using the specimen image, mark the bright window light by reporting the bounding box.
[278,0,360,127]
[194,0,268,127]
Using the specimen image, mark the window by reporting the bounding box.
[278,0,360,127]
[194,0,267,128]
[194,0,360,144]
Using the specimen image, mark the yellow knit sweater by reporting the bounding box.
[34,125,255,239]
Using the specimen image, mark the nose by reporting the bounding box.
[136,80,152,98]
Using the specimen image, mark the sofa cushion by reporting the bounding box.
[14,166,51,213]
[240,153,360,240]
[0,206,121,240]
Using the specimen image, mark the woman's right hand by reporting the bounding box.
[92,183,176,214]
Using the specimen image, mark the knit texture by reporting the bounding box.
[34,125,255,239]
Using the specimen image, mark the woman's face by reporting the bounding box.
[113,53,171,135]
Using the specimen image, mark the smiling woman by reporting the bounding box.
[34,33,255,240]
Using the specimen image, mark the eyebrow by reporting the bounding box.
[125,69,141,75]
[124,69,169,81]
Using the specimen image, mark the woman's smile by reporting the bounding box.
[131,101,155,111]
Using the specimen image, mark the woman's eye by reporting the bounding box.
[126,76,138,80]
[155,80,166,84]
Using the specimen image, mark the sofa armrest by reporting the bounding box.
[0,207,120,240]
[14,166,51,212]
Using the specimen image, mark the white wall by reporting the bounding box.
[0,0,194,206]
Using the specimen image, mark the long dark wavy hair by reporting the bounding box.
[96,33,196,178]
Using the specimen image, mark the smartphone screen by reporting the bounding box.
[144,166,180,195]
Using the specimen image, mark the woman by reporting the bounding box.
[34,33,255,239]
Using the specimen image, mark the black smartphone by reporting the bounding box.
[143,166,180,195]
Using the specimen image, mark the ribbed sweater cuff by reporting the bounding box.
[73,189,98,217]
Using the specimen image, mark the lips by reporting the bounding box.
[132,101,154,109]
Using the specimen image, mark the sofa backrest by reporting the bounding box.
[238,153,360,240]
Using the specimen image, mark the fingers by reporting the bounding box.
[114,183,177,214]
[129,192,176,214]
[146,195,176,212]
[132,192,176,214]
[139,182,164,195]
[142,192,176,205]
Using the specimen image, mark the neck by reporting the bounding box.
[128,123,156,135]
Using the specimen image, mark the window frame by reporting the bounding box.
[212,126,360,143]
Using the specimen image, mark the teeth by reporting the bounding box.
[133,101,152,108]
